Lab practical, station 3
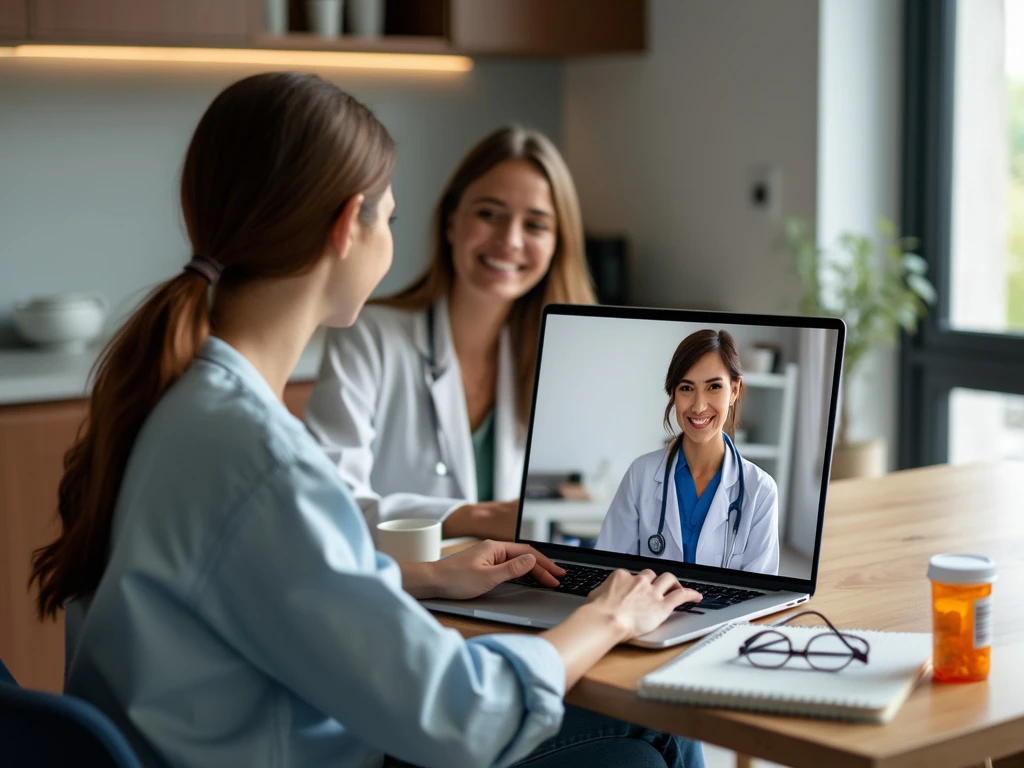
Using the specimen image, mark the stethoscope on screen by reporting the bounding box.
[647,433,745,567]
[424,306,453,478]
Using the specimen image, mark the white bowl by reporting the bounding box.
[13,293,108,353]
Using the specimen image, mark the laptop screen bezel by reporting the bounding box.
[514,303,846,596]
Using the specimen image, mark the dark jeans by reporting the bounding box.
[384,705,705,768]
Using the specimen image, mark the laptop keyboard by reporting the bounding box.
[512,562,765,612]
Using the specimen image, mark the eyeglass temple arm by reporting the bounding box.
[771,610,870,660]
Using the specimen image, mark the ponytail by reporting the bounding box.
[30,71,396,620]
[31,271,210,618]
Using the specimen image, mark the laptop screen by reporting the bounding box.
[518,306,844,584]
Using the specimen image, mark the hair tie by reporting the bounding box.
[183,255,224,285]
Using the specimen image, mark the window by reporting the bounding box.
[900,0,1024,467]
[949,0,1024,335]
[948,389,1024,463]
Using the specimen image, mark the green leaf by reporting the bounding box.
[900,252,929,274]
[906,273,937,304]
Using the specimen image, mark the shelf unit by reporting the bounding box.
[735,362,799,528]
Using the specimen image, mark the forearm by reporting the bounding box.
[441,503,482,538]
[399,561,440,599]
[540,603,630,690]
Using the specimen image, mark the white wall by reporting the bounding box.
[563,0,904,465]
[817,0,903,458]
[0,57,563,344]
[562,0,820,314]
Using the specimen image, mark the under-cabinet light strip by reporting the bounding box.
[0,45,473,72]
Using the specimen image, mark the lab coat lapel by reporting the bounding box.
[422,298,477,502]
[493,326,521,501]
[653,447,686,561]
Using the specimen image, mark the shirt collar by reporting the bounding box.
[195,335,284,410]
[672,434,738,483]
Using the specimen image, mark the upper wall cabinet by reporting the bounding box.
[30,0,256,44]
[0,0,28,37]
[8,0,645,56]
[449,0,645,55]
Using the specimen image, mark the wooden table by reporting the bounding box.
[436,463,1024,768]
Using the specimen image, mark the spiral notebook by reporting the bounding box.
[638,622,932,723]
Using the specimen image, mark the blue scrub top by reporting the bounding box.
[673,447,723,563]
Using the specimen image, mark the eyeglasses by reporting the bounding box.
[737,610,870,672]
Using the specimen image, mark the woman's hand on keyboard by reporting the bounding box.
[416,540,566,600]
[585,570,703,640]
[540,570,704,688]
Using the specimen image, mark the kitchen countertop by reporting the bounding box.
[0,328,326,406]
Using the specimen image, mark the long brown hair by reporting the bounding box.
[377,126,595,427]
[662,329,745,451]
[30,72,396,619]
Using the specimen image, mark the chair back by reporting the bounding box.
[0,656,142,768]
[0,657,15,685]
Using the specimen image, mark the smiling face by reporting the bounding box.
[673,351,740,446]
[446,158,558,306]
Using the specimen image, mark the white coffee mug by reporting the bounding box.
[376,519,442,563]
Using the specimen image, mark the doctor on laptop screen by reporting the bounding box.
[596,329,779,572]
[521,313,839,582]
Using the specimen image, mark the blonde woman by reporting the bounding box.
[306,126,596,541]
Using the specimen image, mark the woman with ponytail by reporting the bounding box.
[30,73,705,768]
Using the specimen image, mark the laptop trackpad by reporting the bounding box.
[445,585,583,627]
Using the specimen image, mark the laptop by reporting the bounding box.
[423,304,845,648]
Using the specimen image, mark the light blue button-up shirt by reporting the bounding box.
[64,337,565,768]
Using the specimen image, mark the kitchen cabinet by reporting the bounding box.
[0,0,28,37]
[281,0,644,55]
[448,0,645,55]
[0,381,314,693]
[23,0,644,55]
[30,0,257,44]
[0,398,85,692]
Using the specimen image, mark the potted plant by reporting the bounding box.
[784,217,937,479]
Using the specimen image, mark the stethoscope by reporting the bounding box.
[424,306,453,478]
[647,432,745,564]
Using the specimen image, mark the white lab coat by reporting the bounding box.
[304,296,524,530]
[595,444,780,574]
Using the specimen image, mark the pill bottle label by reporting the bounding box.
[974,596,993,649]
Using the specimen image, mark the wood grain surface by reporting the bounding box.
[436,463,1024,768]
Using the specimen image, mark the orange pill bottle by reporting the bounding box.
[927,554,996,683]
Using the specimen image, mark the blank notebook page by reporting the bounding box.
[638,622,932,723]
